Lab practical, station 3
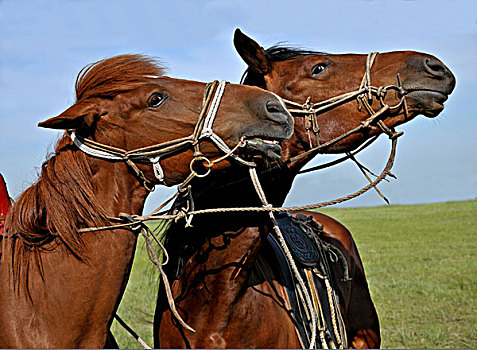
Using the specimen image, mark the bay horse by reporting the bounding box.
[233,29,456,348]
[153,30,455,348]
[0,54,294,348]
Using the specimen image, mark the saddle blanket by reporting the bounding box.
[267,212,347,349]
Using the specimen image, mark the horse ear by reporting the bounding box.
[38,98,107,130]
[234,28,270,74]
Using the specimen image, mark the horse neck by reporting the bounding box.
[165,169,270,284]
[159,209,275,347]
[178,217,265,286]
[90,160,149,216]
[0,148,149,348]
[166,137,316,280]
[162,210,268,338]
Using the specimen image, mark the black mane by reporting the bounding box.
[241,45,327,87]
[265,45,326,61]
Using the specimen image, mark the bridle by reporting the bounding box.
[69,80,255,192]
[282,52,407,156]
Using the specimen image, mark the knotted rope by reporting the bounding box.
[118,214,195,333]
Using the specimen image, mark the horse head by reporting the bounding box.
[234,29,455,154]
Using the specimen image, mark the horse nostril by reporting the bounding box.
[424,57,448,78]
[266,100,283,114]
[265,99,290,126]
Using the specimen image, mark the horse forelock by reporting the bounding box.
[75,54,166,101]
[6,135,108,282]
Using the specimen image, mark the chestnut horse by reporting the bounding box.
[0,54,293,348]
[153,31,455,348]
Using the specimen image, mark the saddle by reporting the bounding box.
[267,212,347,349]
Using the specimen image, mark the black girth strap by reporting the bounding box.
[267,212,346,349]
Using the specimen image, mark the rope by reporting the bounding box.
[114,314,152,349]
[324,277,343,349]
[249,167,318,349]
[171,134,399,218]
[297,135,379,175]
[77,131,400,237]
[132,217,196,333]
[304,270,329,348]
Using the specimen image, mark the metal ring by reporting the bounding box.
[189,156,212,178]
[378,85,406,110]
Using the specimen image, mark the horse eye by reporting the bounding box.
[311,63,329,77]
[147,93,168,108]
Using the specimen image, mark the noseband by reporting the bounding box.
[69,80,254,191]
[283,52,407,151]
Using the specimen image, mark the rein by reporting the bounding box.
[69,80,255,192]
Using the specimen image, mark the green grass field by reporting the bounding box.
[111,199,477,349]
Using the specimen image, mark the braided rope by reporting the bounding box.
[249,167,317,349]
[324,276,343,349]
[305,269,329,348]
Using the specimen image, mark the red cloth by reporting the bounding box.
[0,173,11,235]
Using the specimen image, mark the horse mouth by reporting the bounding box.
[242,137,284,161]
[405,89,450,118]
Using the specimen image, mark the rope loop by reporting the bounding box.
[189,156,212,178]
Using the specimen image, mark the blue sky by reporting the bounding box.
[1,0,476,212]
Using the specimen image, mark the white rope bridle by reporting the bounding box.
[69,80,254,190]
